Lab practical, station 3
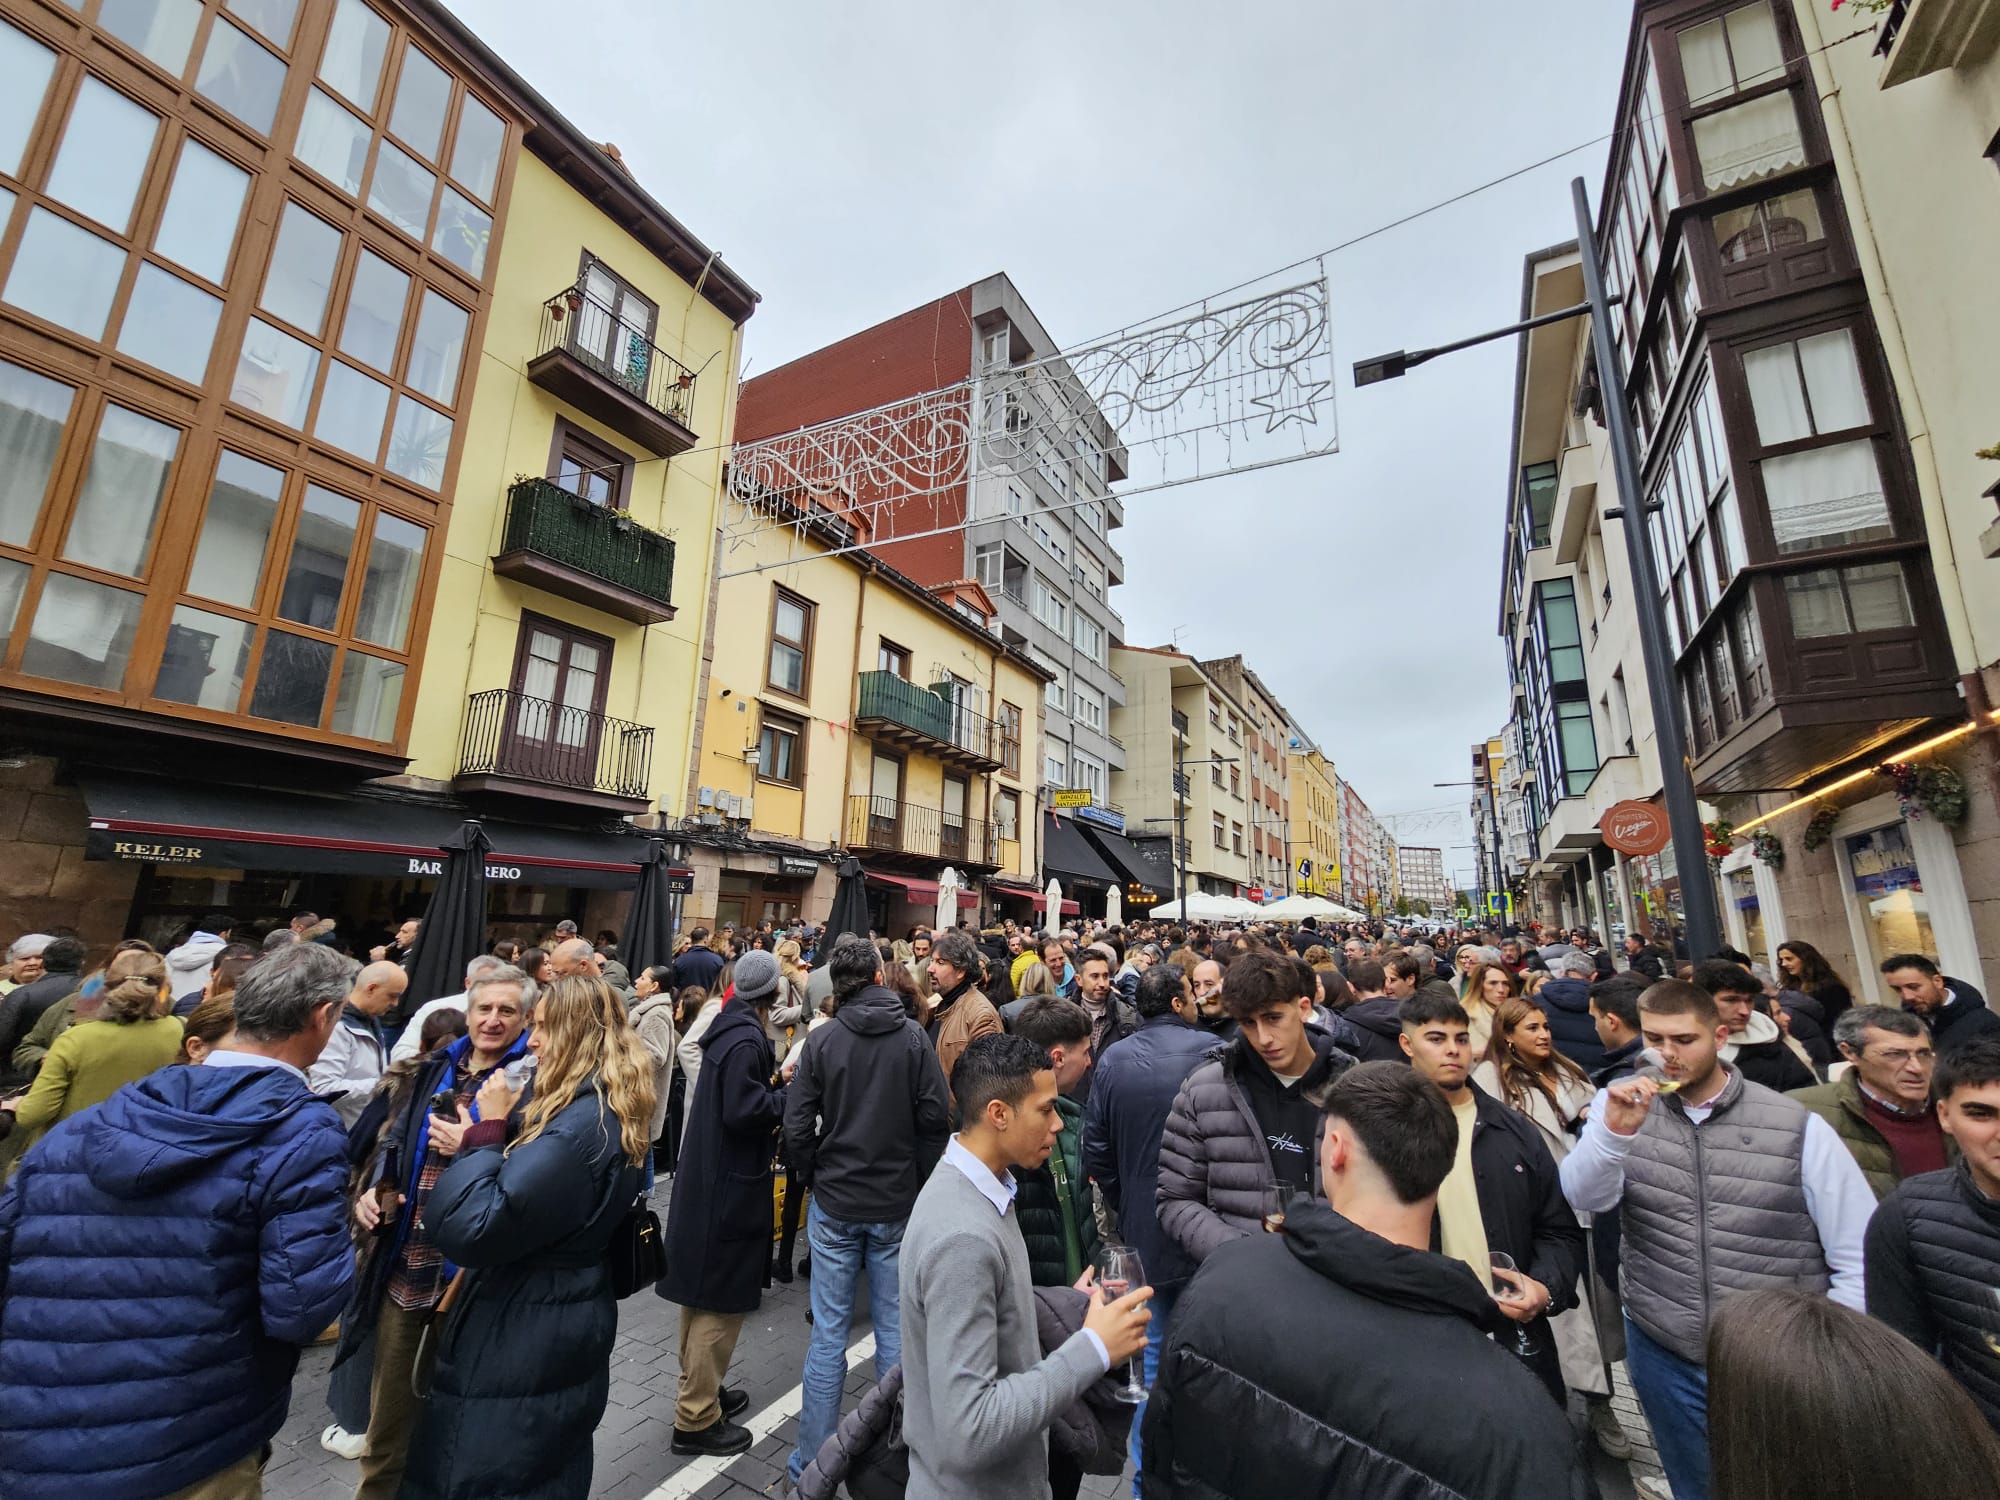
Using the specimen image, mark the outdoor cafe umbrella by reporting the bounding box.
[403,820,491,1006]
[935,867,961,934]
[826,855,872,946]
[622,838,678,979]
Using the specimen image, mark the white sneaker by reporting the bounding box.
[320,1424,369,1460]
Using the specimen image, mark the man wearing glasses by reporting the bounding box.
[1790,1004,1950,1201]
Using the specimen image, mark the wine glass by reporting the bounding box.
[1489,1251,1542,1358]
[1097,1243,1149,1404]
[1260,1181,1289,1233]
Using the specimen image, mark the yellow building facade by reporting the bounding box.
[681,507,1047,933]
[1286,741,1343,899]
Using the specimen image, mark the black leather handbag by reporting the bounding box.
[607,1164,664,1298]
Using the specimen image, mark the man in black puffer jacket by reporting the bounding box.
[1338,957,1406,1064]
[1143,1063,1590,1500]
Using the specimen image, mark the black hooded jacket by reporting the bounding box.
[1141,1201,1591,1500]
[1341,995,1407,1063]
[782,985,951,1224]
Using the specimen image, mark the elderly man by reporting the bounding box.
[548,936,605,980]
[926,929,1003,1092]
[309,960,407,1127]
[1790,1005,1948,1199]
[389,953,505,1064]
[0,936,50,997]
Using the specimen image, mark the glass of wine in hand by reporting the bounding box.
[1098,1244,1150,1404]
[1489,1252,1542,1358]
[1260,1181,1289,1233]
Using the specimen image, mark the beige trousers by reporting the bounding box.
[355,1300,432,1500]
[675,1306,747,1430]
[162,1451,263,1500]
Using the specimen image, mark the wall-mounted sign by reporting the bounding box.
[661,872,696,895]
[1052,790,1094,809]
[778,856,821,878]
[1600,801,1671,857]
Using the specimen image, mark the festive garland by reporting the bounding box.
[1802,807,1839,853]
[1751,830,1785,869]
[1875,760,1970,825]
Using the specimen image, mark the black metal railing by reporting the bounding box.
[459,688,653,800]
[501,478,676,607]
[845,795,1000,865]
[538,283,698,428]
[855,672,1004,764]
[1171,707,1189,737]
[1875,0,1910,56]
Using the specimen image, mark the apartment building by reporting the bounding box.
[1337,778,1389,915]
[1398,846,1452,913]
[0,0,752,947]
[1200,653,1294,900]
[1286,728,1344,900]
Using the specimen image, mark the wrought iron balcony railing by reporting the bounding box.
[528,283,699,454]
[457,688,653,808]
[495,478,677,622]
[845,794,1001,866]
[854,671,1005,771]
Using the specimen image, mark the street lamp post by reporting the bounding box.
[1175,747,1240,926]
[1354,175,1722,960]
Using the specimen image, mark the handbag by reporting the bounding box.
[608,1158,664,1299]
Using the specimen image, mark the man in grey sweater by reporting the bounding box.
[901,1033,1152,1500]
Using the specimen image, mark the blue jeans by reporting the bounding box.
[1127,1284,1180,1496]
[788,1202,906,1482]
[1624,1315,1709,1500]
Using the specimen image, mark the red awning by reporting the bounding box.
[866,871,939,901]
[1031,895,1082,914]
[958,889,978,908]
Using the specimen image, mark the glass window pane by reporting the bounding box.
[224,0,297,46]
[195,18,287,135]
[1784,569,1850,638]
[95,0,201,79]
[1726,3,1786,91]
[153,137,249,283]
[1678,18,1732,105]
[449,94,504,201]
[1714,487,1746,583]
[249,628,333,725]
[367,141,434,238]
[20,573,143,688]
[1744,343,1811,445]
[61,405,179,576]
[0,555,27,658]
[384,396,450,489]
[1695,91,1804,192]
[406,290,467,403]
[230,317,320,428]
[2,208,128,340]
[430,187,490,279]
[277,484,359,627]
[1797,330,1869,433]
[1762,439,1892,554]
[261,202,341,334]
[311,361,390,461]
[0,358,73,549]
[115,263,222,385]
[331,649,402,739]
[319,0,391,114]
[388,44,450,160]
[354,510,423,650]
[338,250,409,371]
[1845,562,1914,632]
[154,602,252,709]
[186,449,283,607]
[295,87,371,195]
[46,79,159,234]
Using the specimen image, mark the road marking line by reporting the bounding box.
[640,1332,878,1500]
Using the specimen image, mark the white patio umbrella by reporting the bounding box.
[935,867,960,934]
[1149,891,1255,923]
[1105,884,1123,927]
[1043,877,1064,936]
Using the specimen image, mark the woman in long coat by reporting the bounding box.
[397,975,657,1500]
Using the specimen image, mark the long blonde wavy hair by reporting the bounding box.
[510,975,657,1163]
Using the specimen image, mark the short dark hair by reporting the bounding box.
[1320,1062,1457,1205]
[1013,996,1090,1049]
[1134,963,1187,1020]
[201,912,234,934]
[1346,957,1386,994]
[827,934,881,1004]
[1934,1038,2000,1102]
[1880,953,1940,978]
[1075,948,1111,975]
[1589,975,1644,1032]
[1287,955,1318,1000]
[688,927,711,945]
[1221,949,1300,1023]
[1383,952,1426,986]
[933,928,980,976]
[40,936,87,973]
[1693,960,1760,999]
[1398,990,1469,1030]
[952,1032,1053,1122]
[1640,979,1720,1026]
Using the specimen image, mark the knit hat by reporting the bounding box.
[733,948,780,1002]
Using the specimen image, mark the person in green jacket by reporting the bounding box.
[1009,997,1103,1287]
[1789,1004,1953,1200]
[3,950,183,1170]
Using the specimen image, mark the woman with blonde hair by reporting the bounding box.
[998,959,1057,1027]
[4,950,181,1164]
[399,974,658,1500]
[1461,961,1517,1064]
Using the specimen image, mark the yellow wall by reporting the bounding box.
[1287,747,1342,895]
[401,150,743,809]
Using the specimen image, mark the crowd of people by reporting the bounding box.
[0,905,1998,1500]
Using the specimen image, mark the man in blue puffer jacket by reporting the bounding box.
[0,941,355,1500]
[1536,950,1610,1077]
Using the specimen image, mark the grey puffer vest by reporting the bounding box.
[1621,1066,1829,1362]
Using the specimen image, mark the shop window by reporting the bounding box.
[1843,823,1935,978]
[758,707,803,788]
[766,587,813,698]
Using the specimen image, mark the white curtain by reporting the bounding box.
[1695,92,1804,191]
[0,360,70,548]
[63,406,178,577]
[1744,344,1813,445]
[1784,571,1850,639]
[1678,18,1735,105]
[1763,440,1890,553]
[1797,331,1870,432]
[1845,563,1913,633]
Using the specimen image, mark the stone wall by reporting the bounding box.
[0,755,136,954]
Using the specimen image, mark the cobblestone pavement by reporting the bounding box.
[265,1179,1643,1500]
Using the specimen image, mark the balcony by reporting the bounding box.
[853,671,1005,772]
[1878,0,2000,86]
[455,688,654,814]
[1171,707,1189,739]
[845,795,1001,867]
[1550,442,1600,566]
[492,478,677,624]
[526,284,699,456]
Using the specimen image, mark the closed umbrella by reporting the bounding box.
[403,820,490,1006]
[623,839,678,979]
[1105,884,1123,927]
[935,867,960,934]
[1043,877,1064,937]
[826,855,871,946]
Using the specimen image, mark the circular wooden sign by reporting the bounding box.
[1600,801,1671,857]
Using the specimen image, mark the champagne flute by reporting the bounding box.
[1260,1181,1289,1233]
[1489,1252,1542,1358]
[1097,1243,1149,1404]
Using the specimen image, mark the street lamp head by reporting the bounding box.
[1353,351,1411,387]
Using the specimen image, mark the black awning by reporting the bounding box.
[1040,813,1119,889]
[1079,824,1175,902]
[79,773,684,890]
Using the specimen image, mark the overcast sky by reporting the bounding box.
[450,0,1635,888]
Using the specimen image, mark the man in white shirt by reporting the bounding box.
[1560,979,1873,1500]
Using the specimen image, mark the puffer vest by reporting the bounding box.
[1889,1165,2000,1429]
[1621,1066,1828,1361]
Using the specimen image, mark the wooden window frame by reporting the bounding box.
[756,702,806,789]
[877,637,910,678]
[998,699,1022,774]
[546,416,632,507]
[995,788,1020,844]
[765,584,814,701]
[576,247,658,344]
[507,609,613,718]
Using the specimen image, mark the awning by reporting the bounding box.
[79,773,685,891]
[1032,895,1082,914]
[1079,824,1174,901]
[986,876,1041,896]
[1040,815,1118,889]
[862,870,974,906]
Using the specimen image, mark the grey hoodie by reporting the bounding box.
[164,932,229,996]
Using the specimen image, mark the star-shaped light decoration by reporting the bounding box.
[1249,363,1330,432]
